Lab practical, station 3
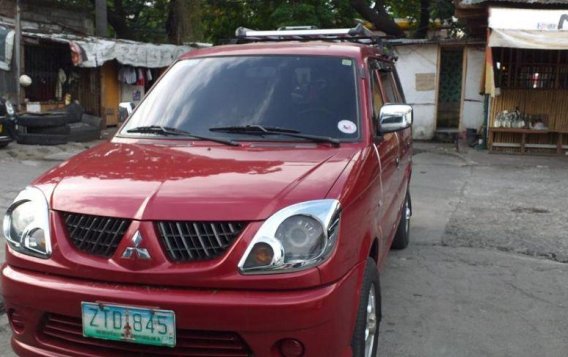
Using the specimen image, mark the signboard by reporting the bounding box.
[488,8,568,49]
[489,8,568,31]
[415,73,436,92]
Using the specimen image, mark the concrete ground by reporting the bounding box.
[0,140,567,356]
[380,143,568,357]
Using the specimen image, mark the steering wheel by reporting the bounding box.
[297,107,335,118]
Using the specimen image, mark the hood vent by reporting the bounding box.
[156,221,246,262]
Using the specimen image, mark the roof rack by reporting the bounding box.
[234,24,383,46]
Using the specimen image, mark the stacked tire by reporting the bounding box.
[16,103,102,145]
[16,113,69,145]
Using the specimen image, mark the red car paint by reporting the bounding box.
[2,41,412,356]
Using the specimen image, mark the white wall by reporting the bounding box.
[394,44,439,140]
[394,43,486,139]
[462,47,486,130]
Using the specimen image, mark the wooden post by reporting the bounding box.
[15,0,21,109]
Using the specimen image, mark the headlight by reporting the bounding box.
[5,100,14,116]
[238,199,341,274]
[3,187,52,258]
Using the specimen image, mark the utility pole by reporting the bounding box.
[15,0,21,109]
[95,0,108,37]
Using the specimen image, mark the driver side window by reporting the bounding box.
[370,66,383,120]
[369,60,384,135]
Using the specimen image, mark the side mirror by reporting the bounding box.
[118,102,135,122]
[379,104,413,134]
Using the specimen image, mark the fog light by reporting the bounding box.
[8,309,25,334]
[278,338,305,357]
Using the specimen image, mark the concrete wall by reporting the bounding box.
[462,46,486,130]
[394,44,439,140]
[394,43,486,140]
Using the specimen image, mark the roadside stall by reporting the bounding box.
[21,32,191,127]
[485,7,568,155]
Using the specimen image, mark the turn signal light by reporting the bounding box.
[246,242,274,267]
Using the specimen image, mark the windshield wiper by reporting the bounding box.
[126,125,240,146]
[209,125,340,147]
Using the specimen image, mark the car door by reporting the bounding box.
[369,59,400,259]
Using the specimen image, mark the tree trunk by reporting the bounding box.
[167,0,203,44]
[95,0,108,37]
[414,0,430,39]
[107,0,133,39]
[350,0,405,37]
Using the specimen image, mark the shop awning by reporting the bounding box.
[24,32,196,68]
[488,7,568,49]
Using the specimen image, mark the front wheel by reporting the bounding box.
[352,258,381,357]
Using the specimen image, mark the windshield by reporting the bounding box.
[121,55,360,141]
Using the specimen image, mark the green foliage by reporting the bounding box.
[386,0,454,22]
[202,0,358,44]
[53,0,456,44]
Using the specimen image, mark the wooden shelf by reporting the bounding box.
[489,128,551,134]
[489,128,568,155]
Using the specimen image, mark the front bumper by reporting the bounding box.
[2,262,364,357]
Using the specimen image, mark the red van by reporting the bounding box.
[2,26,412,357]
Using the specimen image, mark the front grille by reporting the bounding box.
[62,212,131,258]
[156,222,246,262]
[40,313,252,356]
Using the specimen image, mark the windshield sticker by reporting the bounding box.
[338,120,357,134]
[342,59,353,66]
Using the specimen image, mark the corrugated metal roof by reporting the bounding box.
[461,0,568,4]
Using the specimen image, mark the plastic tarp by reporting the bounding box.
[488,8,568,49]
[0,26,14,71]
[24,32,193,68]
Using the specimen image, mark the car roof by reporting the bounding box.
[179,41,387,61]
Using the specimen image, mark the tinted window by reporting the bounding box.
[122,56,359,140]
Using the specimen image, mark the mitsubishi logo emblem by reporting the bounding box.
[121,231,151,260]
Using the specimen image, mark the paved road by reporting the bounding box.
[380,146,568,357]
[0,142,567,356]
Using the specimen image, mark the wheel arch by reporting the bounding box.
[369,237,379,263]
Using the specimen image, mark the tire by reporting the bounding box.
[391,192,411,250]
[68,122,101,142]
[28,125,71,135]
[65,102,84,124]
[17,114,67,128]
[69,123,101,142]
[352,258,381,357]
[16,133,68,145]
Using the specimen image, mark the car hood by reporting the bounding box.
[36,141,359,221]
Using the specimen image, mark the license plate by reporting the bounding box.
[81,302,176,347]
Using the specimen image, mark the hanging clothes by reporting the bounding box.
[55,69,67,100]
[118,66,137,84]
[136,68,145,86]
